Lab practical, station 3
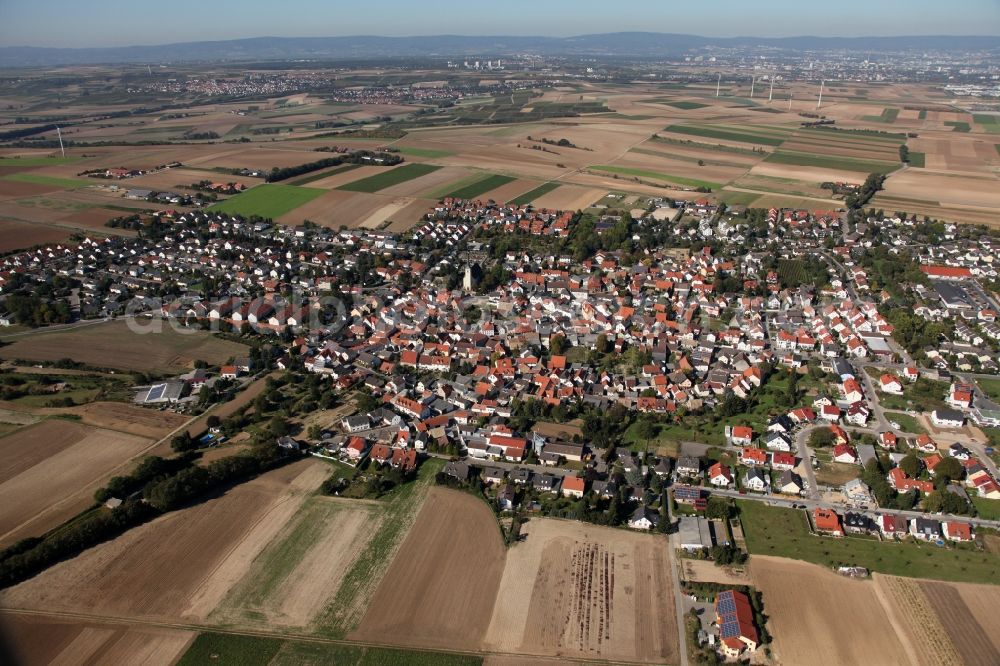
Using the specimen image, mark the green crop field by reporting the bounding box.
[945,121,971,132]
[508,181,560,205]
[396,147,452,158]
[907,151,926,168]
[207,184,325,218]
[862,108,900,123]
[177,632,482,666]
[288,164,359,185]
[590,165,721,190]
[664,124,785,146]
[737,500,1000,584]
[3,173,89,188]
[662,101,709,110]
[0,156,81,166]
[441,174,515,200]
[974,115,1000,133]
[763,150,897,174]
[918,110,928,119]
[337,163,440,193]
[799,126,906,142]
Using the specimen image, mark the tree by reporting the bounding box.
[170,432,197,453]
[634,418,657,441]
[809,428,835,448]
[595,333,610,354]
[269,415,290,438]
[550,334,567,356]
[899,454,921,479]
[706,496,732,520]
[931,457,963,485]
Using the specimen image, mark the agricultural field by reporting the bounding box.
[876,574,1000,666]
[207,183,325,218]
[176,632,483,666]
[0,613,195,666]
[211,494,383,630]
[737,500,1000,584]
[350,488,505,651]
[751,556,911,666]
[0,419,151,546]
[508,181,560,205]
[0,459,328,619]
[337,163,441,193]
[484,518,678,664]
[0,319,248,374]
[441,174,516,200]
[589,164,722,190]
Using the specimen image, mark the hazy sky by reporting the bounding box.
[1,0,998,48]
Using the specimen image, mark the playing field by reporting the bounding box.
[207,183,325,218]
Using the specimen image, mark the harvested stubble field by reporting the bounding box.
[0,319,248,374]
[484,518,678,664]
[0,459,328,621]
[0,612,195,666]
[212,495,382,630]
[920,580,1000,666]
[350,488,505,651]
[873,575,963,666]
[0,419,151,546]
[751,556,910,666]
[531,184,605,211]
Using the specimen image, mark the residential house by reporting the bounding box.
[709,463,733,487]
[813,507,844,536]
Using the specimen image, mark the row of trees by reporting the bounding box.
[0,442,294,588]
[265,151,403,183]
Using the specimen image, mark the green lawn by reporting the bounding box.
[441,174,515,200]
[907,151,925,168]
[288,163,360,185]
[3,173,89,188]
[664,124,785,146]
[177,633,481,666]
[662,101,709,110]
[976,377,1000,402]
[763,150,897,174]
[589,165,721,190]
[945,121,971,132]
[396,147,452,159]
[972,496,1000,521]
[0,156,81,166]
[507,181,560,206]
[884,411,926,435]
[737,500,1000,584]
[208,184,325,218]
[337,163,441,193]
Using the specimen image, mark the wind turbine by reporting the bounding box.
[750,75,756,99]
[768,76,775,103]
[788,93,793,111]
[817,80,825,109]
[147,64,152,75]
[56,127,65,158]
[715,73,721,97]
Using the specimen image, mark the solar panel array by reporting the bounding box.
[720,621,741,638]
[146,384,166,401]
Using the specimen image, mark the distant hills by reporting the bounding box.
[1,33,998,68]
